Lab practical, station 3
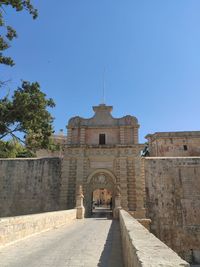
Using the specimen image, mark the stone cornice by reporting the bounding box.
[67,104,139,128]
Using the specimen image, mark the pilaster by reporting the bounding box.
[133,127,139,144]
[120,127,125,145]
[76,150,85,187]
[118,157,128,209]
[127,158,136,211]
[67,128,72,145]
[80,128,86,145]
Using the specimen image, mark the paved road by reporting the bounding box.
[0,211,123,267]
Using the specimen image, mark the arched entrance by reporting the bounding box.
[85,169,117,217]
[92,188,113,217]
[92,188,112,208]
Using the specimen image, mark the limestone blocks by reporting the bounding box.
[76,185,85,219]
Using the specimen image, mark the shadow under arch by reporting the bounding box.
[85,169,117,217]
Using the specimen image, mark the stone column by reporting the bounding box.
[80,128,86,145]
[133,126,139,144]
[67,128,72,145]
[76,150,84,187]
[127,157,136,211]
[120,127,125,145]
[76,185,85,219]
[119,157,128,209]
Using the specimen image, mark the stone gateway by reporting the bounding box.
[0,103,200,264]
[59,104,145,217]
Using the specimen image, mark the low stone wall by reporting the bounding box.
[0,209,76,247]
[119,209,189,267]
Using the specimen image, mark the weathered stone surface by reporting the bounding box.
[0,215,123,267]
[0,158,62,217]
[1,104,200,265]
[146,131,200,156]
[0,209,76,247]
[119,209,189,267]
[61,104,146,215]
[144,157,200,263]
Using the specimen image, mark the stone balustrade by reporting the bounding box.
[0,209,76,247]
[119,209,190,267]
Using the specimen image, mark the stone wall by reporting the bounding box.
[144,157,200,264]
[119,209,189,267]
[0,209,76,247]
[61,145,145,216]
[146,131,200,157]
[67,104,139,146]
[0,158,62,217]
[85,128,120,145]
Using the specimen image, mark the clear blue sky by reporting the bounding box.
[1,0,200,142]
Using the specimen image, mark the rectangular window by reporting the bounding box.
[99,134,106,145]
[183,145,188,151]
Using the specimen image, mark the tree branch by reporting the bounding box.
[0,124,23,141]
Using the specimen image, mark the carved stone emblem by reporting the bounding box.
[98,174,106,183]
[92,174,108,185]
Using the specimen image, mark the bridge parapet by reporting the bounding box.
[119,209,190,267]
[0,209,76,247]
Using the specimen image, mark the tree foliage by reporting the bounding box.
[0,138,34,158]
[0,2,58,157]
[0,81,55,152]
[0,0,38,66]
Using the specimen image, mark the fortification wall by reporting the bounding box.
[144,157,200,264]
[0,158,62,217]
[146,131,200,157]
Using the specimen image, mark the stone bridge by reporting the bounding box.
[0,207,190,267]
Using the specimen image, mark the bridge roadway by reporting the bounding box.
[0,208,124,267]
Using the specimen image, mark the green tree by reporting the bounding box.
[0,2,57,157]
[0,0,38,66]
[0,138,34,158]
[0,81,55,152]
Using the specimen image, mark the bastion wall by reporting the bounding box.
[0,157,62,217]
[144,157,200,263]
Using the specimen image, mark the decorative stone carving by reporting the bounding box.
[77,185,83,197]
[67,104,139,127]
[92,174,107,185]
[68,116,81,127]
[119,115,138,126]
[116,185,121,196]
[114,185,122,219]
[76,185,85,219]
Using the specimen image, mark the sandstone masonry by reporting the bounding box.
[0,104,200,264]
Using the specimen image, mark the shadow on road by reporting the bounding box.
[96,219,124,267]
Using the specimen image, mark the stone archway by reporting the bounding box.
[85,169,117,217]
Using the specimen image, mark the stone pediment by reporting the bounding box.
[68,104,138,128]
